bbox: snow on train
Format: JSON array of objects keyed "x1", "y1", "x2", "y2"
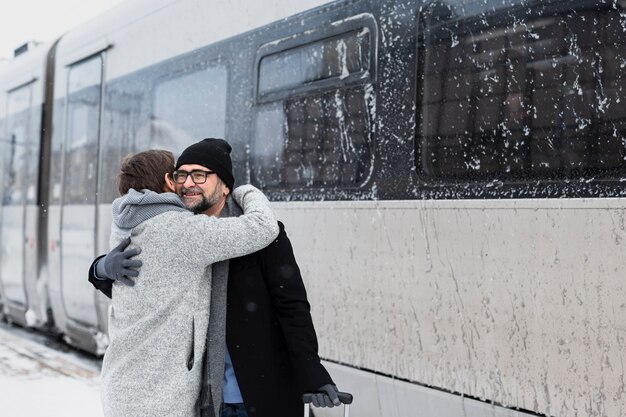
[{"x1": 1, "y1": 0, "x2": 625, "y2": 416}]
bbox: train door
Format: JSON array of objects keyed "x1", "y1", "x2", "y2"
[
  {"x1": 58, "y1": 55, "x2": 103, "y2": 337},
  {"x1": 0, "y1": 82, "x2": 34, "y2": 324}
]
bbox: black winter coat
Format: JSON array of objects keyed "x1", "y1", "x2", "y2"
[
  {"x1": 88, "y1": 222, "x2": 333, "y2": 417},
  {"x1": 226, "y1": 222, "x2": 333, "y2": 417}
]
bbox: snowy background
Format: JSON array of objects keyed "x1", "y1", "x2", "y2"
[{"x1": 0, "y1": 322, "x2": 103, "y2": 417}]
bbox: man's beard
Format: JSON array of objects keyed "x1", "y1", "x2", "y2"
[{"x1": 179, "y1": 186, "x2": 222, "y2": 214}]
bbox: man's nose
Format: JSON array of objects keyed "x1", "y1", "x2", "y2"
[{"x1": 183, "y1": 175, "x2": 196, "y2": 188}]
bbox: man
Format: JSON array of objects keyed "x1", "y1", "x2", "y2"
[
  {"x1": 98, "y1": 149, "x2": 279, "y2": 417},
  {"x1": 89, "y1": 138, "x2": 342, "y2": 417}
]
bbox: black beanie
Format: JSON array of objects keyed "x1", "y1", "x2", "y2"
[{"x1": 175, "y1": 138, "x2": 235, "y2": 191}]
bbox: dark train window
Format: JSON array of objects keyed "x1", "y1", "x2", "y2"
[
  {"x1": 63, "y1": 56, "x2": 102, "y2": 204},
  {"x1": 252, "y1": 16, "x2": 377, "y2": 192},
  {"x1": 417, "y1": 1, "x2": 626, "y2": 184},
  {"x1": 99, "y1": 61, "x2": 229, "y2": 204},
  {"x1": 151, "y1": 65, "x2": 228, "y2": 155}
]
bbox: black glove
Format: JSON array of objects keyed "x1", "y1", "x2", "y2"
[
  {"x1": 311, "y1": 384, "x2": 340, "y2": 408},
  {"x1": 97, "y1": 237, "x2": 142, "y2": 286}
]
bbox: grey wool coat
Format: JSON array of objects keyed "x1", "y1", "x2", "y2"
[{"x1": 100, "y1": 185, "x2": 278, "y2": 417}]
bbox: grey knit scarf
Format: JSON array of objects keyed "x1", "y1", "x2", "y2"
[
  {"x1": 202, "y1": 196, "x2": 242, "y2": 417},
  {"x1": 111, "y1": 189, "x2": 187, "y2": 235}
]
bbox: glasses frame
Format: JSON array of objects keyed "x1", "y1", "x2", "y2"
[{"x1": 172, "y1": 169, "x2": 216, "y2": 184}]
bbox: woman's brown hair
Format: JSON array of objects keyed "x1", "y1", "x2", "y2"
[{"x1": 116, "y1": 149, "x2": 175, "y2": 195}]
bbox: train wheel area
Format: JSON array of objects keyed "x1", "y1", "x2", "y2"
[{"x1": 0, "y1": 321, "x2": 103, "y2": 416}]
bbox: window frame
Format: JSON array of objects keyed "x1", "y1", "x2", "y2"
[
  {"x1": 3, "y1": 82, "x2": 35, "y2": 206},
  {"x1": 250, "y1": 13, "x2": 379, "y2": 197},
  {"x1": 254, "y1": 13, "x2": 378, "y2": 104},
  {"x1": 61, "y1": 53, "x2": 105, "y2": 205}
]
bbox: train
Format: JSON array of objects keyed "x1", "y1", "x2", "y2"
[{"x1": 1, "y1": 0, "x2": 625, "y2": 416}]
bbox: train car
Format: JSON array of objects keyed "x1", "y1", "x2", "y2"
[
  {"x1": 1, "y1": 0, "x2": 625, "y2": 416},
  {"x1": 0, "y1": 41, "x2": 54, "y2": 330}
]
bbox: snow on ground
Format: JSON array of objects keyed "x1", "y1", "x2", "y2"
[{"x1": 0, "y1": 322, "x2": 103, "y2": 417}]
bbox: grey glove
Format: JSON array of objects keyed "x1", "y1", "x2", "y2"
[
  {"x1": 311, "y1": 384, "x2": 340, "y2": 408},
  {"x1": 96, "y1": 237, "x2": 142, "y2": 286}
]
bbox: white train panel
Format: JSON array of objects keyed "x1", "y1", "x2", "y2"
[
  {"x1": 59, "y1": 205, "x2": 99, "y2": 327},
  {"x1": 318, "y1": 361, "x2": 536, "y2": 417},
  {"x1": 274, "y1": 200, "x2": 626, "y2": 417},
  {"x1": 0, "y1": 206, "x2": 26, "y2": 305}
]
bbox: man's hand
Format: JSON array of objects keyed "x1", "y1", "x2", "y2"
[
  {"x1": 101, "y1": 237, "x2": 142, "y2": 286},
  {"x1": 311, "y1": 384, "x2": 341, "y2": 408}
]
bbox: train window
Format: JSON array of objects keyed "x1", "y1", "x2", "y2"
[
  {"x1": 2, "y1": 84, "x2": 32, "y2": 206},
  {"x1": 98, "y1": 60, "x2": 229, "y2": 204},
  {"x1": 63, "y1": 56, "x2": 103, "y2": 204},
  {"x1": 417, "y1": 1, "x2": 626, "y2": 185},
  {"x1": 258, "y1": 30, "x2": 370, "y2": 100},
  {"x1": 252, "y1": 16, "x2": 377, "y2": 193},
  {"x1": 152, "y1": 65, "x2": 228, "y2": 155}
]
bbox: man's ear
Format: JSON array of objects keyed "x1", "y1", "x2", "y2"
[
  {"x1": 164, "y1": 173, "x2": 176, "y2": 192},
  {"x1": 222, "y1": 185, "x2": 231, "y2": 197}
]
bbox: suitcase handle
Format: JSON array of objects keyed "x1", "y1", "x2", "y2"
[{"x1": 302, "y1": 391, "x2": 353, "y2": 405}]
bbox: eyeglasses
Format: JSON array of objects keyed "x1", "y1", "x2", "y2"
[{"x1": 172, "y1": 169, "x2": 216, "y2": 184}]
